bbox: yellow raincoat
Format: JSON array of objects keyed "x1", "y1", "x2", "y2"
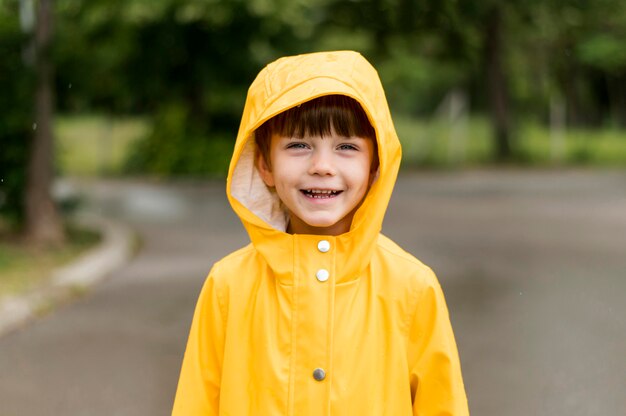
[{"x1": 173, "y1": 51, "x2": 468, "y2": 415}]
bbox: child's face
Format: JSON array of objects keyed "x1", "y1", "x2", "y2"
[{"x1": 257, "y1": 131, "x2": 377, "y2": 236}]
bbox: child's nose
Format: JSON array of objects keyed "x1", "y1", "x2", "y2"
[{"x1": 308, "y1": 150, "x2": 336, "y2": 176}]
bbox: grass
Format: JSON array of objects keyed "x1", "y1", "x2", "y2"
[
  {"x1": 0, "y1": 226, "x2": 101, "y2": 300},
  {"x1": 516, "y1": 123, "x2": 626, "y2": 166},
  {"x1": 395, "y1": 116, "x2": 493, "y2": 167},
  {"x1": 394, "y1": 115, "x2": 626, "y2": 168},
  {"x1": 55, "y1": 114, "x2": 149, "y2": 176}
]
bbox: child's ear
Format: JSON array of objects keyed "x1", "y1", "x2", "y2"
[
  {"x1": 256, "y1": 151, "x2": 275, "y2": 187},
  {"x1": 369, "y1": 166, "x2": 379, "y2": 187}
]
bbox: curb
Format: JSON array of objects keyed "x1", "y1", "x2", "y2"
[{"x1": 0, "y1": 213, "x2": 136, "y2": 338}]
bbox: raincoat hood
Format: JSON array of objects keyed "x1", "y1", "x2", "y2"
[{"x1": 228, "y1": 51, "x2": 401, "y2": 281}]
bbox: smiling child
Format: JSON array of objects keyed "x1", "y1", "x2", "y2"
[{"x1": 172, "y1": 51, "x2": 468, "y2": 415}]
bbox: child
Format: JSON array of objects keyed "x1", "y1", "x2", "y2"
[{"x1": 172, "y1": 51, "x2": 468, "y2": 415}]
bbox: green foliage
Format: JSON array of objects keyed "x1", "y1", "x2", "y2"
[
  {"x1": 378, "y1": 39, "x2": 469, "y2": 116},
  {"x1": 0, "y1": 1, "x2": 34, "y2": 228},
  {"x1": 52, "y1": 0, "x2": 319, "y2": 176},
  {"x1": 53, "y1": 0, "x2": 626, "y2": 172},
  {"x1": 4, "y1": 0, "x2": 626, "y2": 195},
  {"x1": 577, "y1": 34, "x2": 626, "y2": 74},
  {"x1": 123, "y1": 103, "x2": 233, "y2": 176}
]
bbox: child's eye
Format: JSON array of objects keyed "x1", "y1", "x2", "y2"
[
  {"x1": 286, "y1": 142, "x2": 308, "y2": 150},
  {"x1": 337, "y1": 143, "x2": 358, "y2": 151}
]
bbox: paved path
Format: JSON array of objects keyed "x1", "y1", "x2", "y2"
[{"x1": 0, "y1": 170, "x2": 624, "y2": 415}]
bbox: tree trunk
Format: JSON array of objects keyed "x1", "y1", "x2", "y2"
[
  {"x1": 371, "y1": 0, "x2": 389, "y2": 57},
  {"x1": 606, "y1": 73, "x2": 626, "y2": 127},
  {"x1": 25, "y1": 0, "x2": 65, "y2": 246},
  {"x1": 484, "y1": 5, "x2": 512, "y2": 160}
]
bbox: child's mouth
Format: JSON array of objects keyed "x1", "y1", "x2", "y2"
[{"x1": 301, "y1": 189, "x2": 342, "y2": 199}]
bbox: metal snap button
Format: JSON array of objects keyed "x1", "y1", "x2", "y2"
[
  {"x1": 317, "y1": 240, "x2": 330, "y2": 253},
  {"x1": 316, "y1": 269, "x2": 329, "y2": 282},
  {"x1": 313, "y1": 368, "x2": 326, "y2": 381}
]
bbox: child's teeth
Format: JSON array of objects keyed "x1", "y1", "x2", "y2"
[{"x1": 305, "y1": 189, "x2": 338, "y2": 198}]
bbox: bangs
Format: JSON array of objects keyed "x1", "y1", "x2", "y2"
[{"x1": 265, "y1": 95, "x2": 376, "y2": 139}]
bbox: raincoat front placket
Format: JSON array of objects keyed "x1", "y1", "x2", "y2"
[{"x1": 289, "y1": 235, "x2": 337, "y2": 415}]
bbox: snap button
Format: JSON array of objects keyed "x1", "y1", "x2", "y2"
[
  {"x1": 317, "y1": 240, "x2": 330, "y2": 253},
  {"x1": 313, "y1": 368, "x2": 326, "y2": 381},
  {"x1": 316, "y1": 269, "x2": 329, "y2": 282}
]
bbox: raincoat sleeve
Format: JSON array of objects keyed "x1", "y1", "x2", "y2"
[
  {"x1": 409, "y1": 269, "x2": 469, "y2": 415},
  {"x1": 172, "y1": 270, "x2": 225, "y2": 415}
]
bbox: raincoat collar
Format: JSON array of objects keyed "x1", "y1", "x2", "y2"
[{"x1": 227, "y1": 51, "x2": 401, "y2": 283}]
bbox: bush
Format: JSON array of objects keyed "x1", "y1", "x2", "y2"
[{"x1": 123, "y1": 102, "x2": 234, "y2": 177}]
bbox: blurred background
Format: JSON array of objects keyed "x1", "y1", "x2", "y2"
[
  {"x1": 2, "y1": 0, "x2": 626, "y2": 237},
  {"x1": 1, "y1": 0, "x2": 625, "y2": 415}
]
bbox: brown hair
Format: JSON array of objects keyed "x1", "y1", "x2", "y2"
[{"x1": 255, "y1": 95, "x2": 377, "y2": 167}]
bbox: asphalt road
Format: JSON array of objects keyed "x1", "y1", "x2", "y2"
[{"x1": 0, "y1": 169, "x2": 624, "y2": 415}]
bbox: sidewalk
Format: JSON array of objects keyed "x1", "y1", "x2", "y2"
[{"x1": 0, "y1": 212, "x2": 135, "y2": 337}]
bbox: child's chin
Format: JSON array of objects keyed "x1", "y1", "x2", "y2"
[{"x1": 304, "y1": 218, "x2": 340, "y2": 229}]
